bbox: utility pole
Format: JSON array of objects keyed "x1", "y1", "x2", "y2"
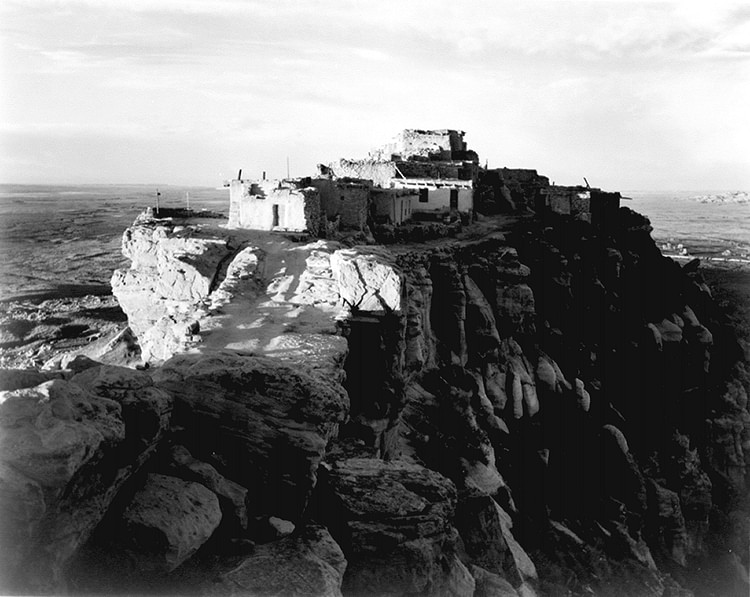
[
  {"x1": 286, "y1": 156, "x2": 290, "y2": 179},
  {"x1": 156, "y1": 188, "x2": 160, "y2": 215},
  {"x1": 186, "y1": 191, "x2": 190, "y2": 211}
]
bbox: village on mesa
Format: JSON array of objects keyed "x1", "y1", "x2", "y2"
[{"x1": 226, "y1": 129, "x2": 622, "y2": 236}]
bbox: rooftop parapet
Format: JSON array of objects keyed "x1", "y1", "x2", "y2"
[{"x1": 370, "y1": 129, "x2": 469, "y2": 161}]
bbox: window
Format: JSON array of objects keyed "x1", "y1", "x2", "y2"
[{"x1": 419, "y1": 188, "x2": 429, "y2": 203}]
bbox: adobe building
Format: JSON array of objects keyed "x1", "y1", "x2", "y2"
[
  {"x1": 371, "y1": 129, "x2": 472, "y2": 162},
  {"x1": 477, "y1": 168, "x2": 550, "y2": 212},
  {"x1": 540, "y1": 185, "x2": 621, "y2": 227},
  {"x1": 228, "y1": 178, "x2": 321, "y2": 234},
  {"x1": 372, "y1": 188, "x2": 416, "y2": 226},
  {"x1": 309, "y1": 177, "x2": 372, "y2": 231},
  {"x1": 328, "y1": 129, "x2": 479, "y2": 219}
]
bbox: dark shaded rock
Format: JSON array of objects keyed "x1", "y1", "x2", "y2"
[
  {"x1": 495, "y1": 283, "x2": 536, "y2": 338},
  {"x1": 433, "y1": 554, "x2": 476, "y2": 597},
  {"x1": 644, "y1": 479, "x2": 688, "y2": 567},
  {"x1": 601, "y1": 425, "x2": 647, "y2": 514},
  {"x1": 464, "y1": 275, "x2": 500, "y2": 363},
  {"x1": 454, "y1": 489, "x2": 536, "y2": 590},
  {"x1": 430, "y1": 257, "x2": 468, "y2": 365},
  {"x1": 65, "y1": 355, "x2": 102, "y2": 374},
  {"x1": 400, "y1": 367, "x2": 508, "y2": 493},
  {"x1": 72, "y1": 364, "x2": 172, "y2": 456},
  {"x1": 215, "y1": 524, "x2": 347, "y2": 597},
  {"x1": 153, "y1": 351, "x2": 348, "y2": 521},
  {"x1": 316, "y1": 457, "x2": 458, "y2": 595},
  {"x1": 117, "y1": 473, "x2": 222, "y2": 572},
  {"x1": 0, "y1": 365, "x2": 170, "y2": 594},
  {"x1": 455, "y1": 489, "x2": 513, "y2": 580},
  {"x1": 162, "y1": 444, "x2": 248, "y2": 532}
]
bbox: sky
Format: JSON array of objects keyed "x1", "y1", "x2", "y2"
[{"x1": 1, "y1": 0, "x2": 748, "y2": 190}]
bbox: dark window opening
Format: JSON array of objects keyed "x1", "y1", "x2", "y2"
[
  {"x1": 450, "y1": 188, "x2": 459, "y2": 209},
  {"x1": 419, "y1": 188, "x2": 429, "y2": 203},
  {"x1": 272, "y1": 204, "x2": 279, "y2": 227}
]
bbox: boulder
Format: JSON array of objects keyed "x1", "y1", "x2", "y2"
[
  {"x1": 0, "y1": 365, "x2": 170, "y2": 593},
  {"x1": 153, "y1": 351, "x2": 348, "y2": 521},
  {"x1": 331, "y1": 246, "x2": 402, "y2": 312},
  {"x1": 268, "y1": 516, "x2": 296, "y2": 538},
  {"x1": 455, "y1": 490, "x2": 514, "y2": 580},
  {"x1": 535, "y1": 355, "x2": 558, "y2": 393},
  {"x1": 118, "y1": 473, "x2": 222, "y2": 572},
  {"x1": 163, "y1": 444, "x2": 248, "y2": 531},
  {"x1": 215, "y1": 524, "x2": 346, "y2": 597},
  {"x1": 111, "y1": 220, "x2": 236, "y2": 363},
  {"x1": 654, "y1": 318, "x2": 683, "y2": 344},
  {"x1": 575, "y1": 378, "x2": 590, "y2": 412},
  {"x1": 71, "y1": 365, "x2": 172, "y2": 456},
  {"x1": 319, "y1": 457, "x2": 458, "y2": 595}
]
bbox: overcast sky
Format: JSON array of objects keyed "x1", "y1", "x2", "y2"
[{"x1": 1, "y1": 0, "x2": 748, "y2": 190}]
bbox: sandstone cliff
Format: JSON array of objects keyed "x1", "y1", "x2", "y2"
[{"x1": 1, "y1": 207, "x2": 748, "y2": 596}]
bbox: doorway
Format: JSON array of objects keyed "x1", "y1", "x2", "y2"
[
  {"x1": 449, "y1": 189, "x2": 458, "y2": 210},
  {"x1": 272, "y1": 204, "x2": 280, "y2": 227}
]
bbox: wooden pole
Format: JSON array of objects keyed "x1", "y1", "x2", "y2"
[{"x1": 156, "y1": 188, "x2": 160, "y2": 214}]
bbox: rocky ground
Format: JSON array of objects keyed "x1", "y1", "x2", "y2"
[
  {"x1": 0, "y1": 292, "x2": 136, "y2": 369},
  {"x1": 1, "y1": 208, "x2": 748, "y2": 597}
]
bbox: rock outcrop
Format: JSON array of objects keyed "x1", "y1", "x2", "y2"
[
  {"x1": 4, "y1": 200, "x2": 749, "y2": 596},
  {"x1": 153, "y1": 351, "x2": 349, "y2": 521},
  {"x1": 0, "y1": 364, "x2": 171, "y2": 593},
  {"x1": 316, "y1": 457, "x2": 460, "y2": 595},
  {"x1": 111, "y1": 214, "x2": 244, "y2": 363},
  {"x1": 214, "y1": 524, "x2": 347, "y2": 597},
  {"x1": 117, "y1": 473, "x2": 222, "y2": 572}
]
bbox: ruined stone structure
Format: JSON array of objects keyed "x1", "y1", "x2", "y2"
[
  {"x1": 541, "y1": 185, "x2": 621, "y2": 227},
  {"x1": 309, "y1": 177, "x2": 372, "y2": 231},
  {"x1": 228, "y1": 178, "x2": 320, "y2": 234},
  {"x1": 371, "y1": 128, "x2": 472, "y2": 161},
  {"x1": 477, "y1": 168, "x2": 550, "y2": 212}
]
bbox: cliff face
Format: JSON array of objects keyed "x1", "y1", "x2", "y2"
[{"x1": 2, "y1": 208, "x2": 748, "y2": 596}]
